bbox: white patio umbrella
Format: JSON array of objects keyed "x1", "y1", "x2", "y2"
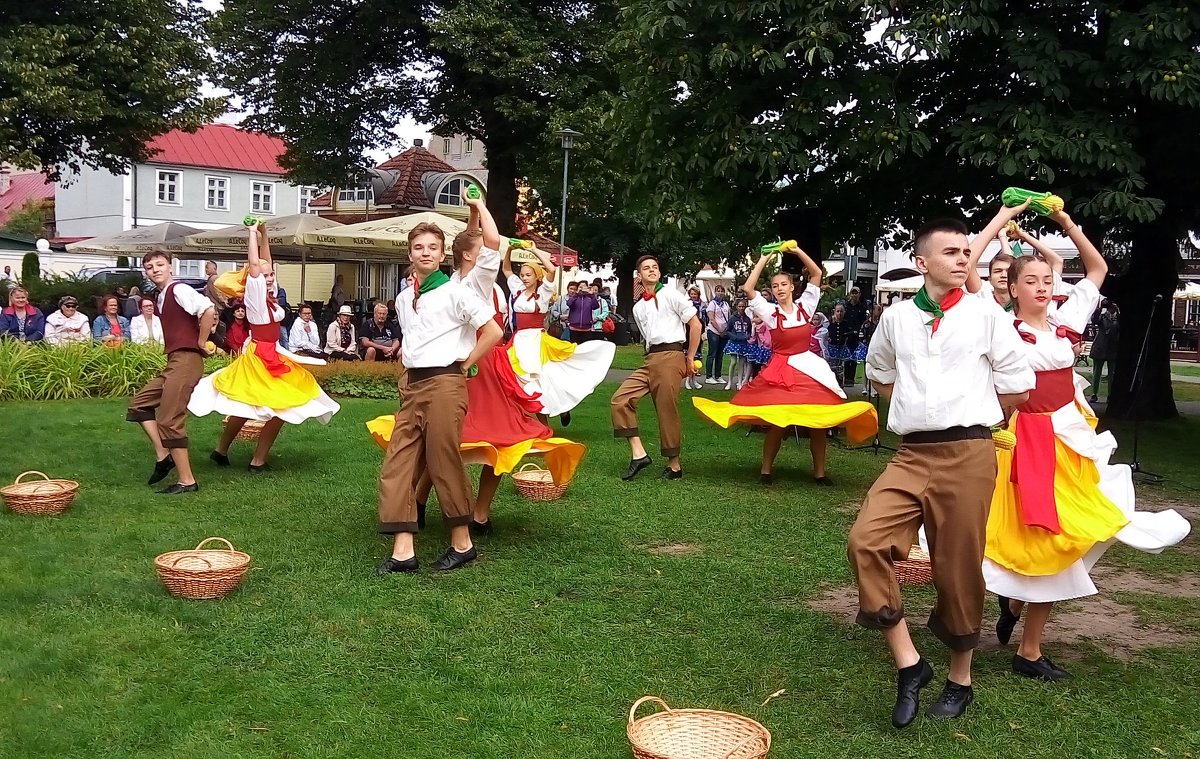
[
  {"x1": 301, "y1": 212, "x2": 467, "y2": 260},
  {"x1": 66, "y1": 222, "x2": 203, "y2": 254},
  {"x1": 1173, "y1": 282, "x2": 1200, "y2": 301}
]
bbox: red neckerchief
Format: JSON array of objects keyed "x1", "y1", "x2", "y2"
[
  {"x1": 772, "y1": 301, "x2": 810, "y2": 329},
  {"x1": 1014, "y1": 320, "x2": 1082, "y2": 346},
  {"x1": 1052, "y1": 294, "x2": 1069, "y2": 305}
]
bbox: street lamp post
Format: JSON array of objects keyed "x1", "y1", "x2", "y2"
[{"x1": 556, "y1": 128, "x2": 582, "y2": 296}]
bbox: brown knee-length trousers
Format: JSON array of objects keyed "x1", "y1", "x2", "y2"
[
  {"x1": 847, "y1": 437, "x2": 998, "y2": 651},
  {"x1": 610, "y1": 347, "x2": 685, "y2": 457},
  {"x1": 126, "y1": 351, "x2": 204, "y2": 448},
  {"x1": 378, "y1": 372, "x2": 474, "y2": 533}
]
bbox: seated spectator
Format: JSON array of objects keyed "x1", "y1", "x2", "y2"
[
  {"x1": 0, "y1": 287, "x2": 45, "y2": 342},
  {"x1": 123, "y1": 286, "x2": 143, "y2": 319},
  {"x1": 288, "y1": 304, "x2": 325, "y2": 359},
  {"x1": 359, "y1": 302, "x2": 400, "y2": 361},
  {"x1": 325, "y1": 305, "x2": 359, "y2": 361},
  {"x1": 225, "y1": 299, "x2": 250, "y2": 356},
  {"x1": 92, "y1": 295, "x2": 131, "y2": 345},
  {"x1": 209, "y1": 320, "x2": 229, "y2": 356},
  {"x1": 45, "y1": 296, "x2": 91, "y2": 345},
  {"x1": 130, "y1": 297, "x2": 164, "y2": 345}
]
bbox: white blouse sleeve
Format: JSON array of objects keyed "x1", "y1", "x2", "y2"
[
  {"x1": 1053, "y1": 278, "x2": 1101, "y2": 335},
  {"x1": 746, "y1": 293, "x2": 777, "y2": 323},
  {"x1": 798, "y1": 285, "x2": 821, "y2": 319}
]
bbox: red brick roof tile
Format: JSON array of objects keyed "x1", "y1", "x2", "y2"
[
  {"x1": 144, "y1": 124, "x2": 287, "y2": 175},
  {"x1": 0, "y1": 172, "x2": 54, "y2": 226}
]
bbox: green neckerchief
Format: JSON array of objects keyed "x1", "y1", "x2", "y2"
[
  {"x1": 417, "y1": 270, "x2": 450, "y2": 295},
  {"x1": 654, "y1": 282, "x2": 664, "y2": 293},
  {"x1": 913, "y1": 286, "x2": 963, "y2": 334}
]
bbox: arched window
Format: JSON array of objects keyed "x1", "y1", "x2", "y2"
[{"x1": 436, "y1": 177, "x2": 468, "y2": 206}]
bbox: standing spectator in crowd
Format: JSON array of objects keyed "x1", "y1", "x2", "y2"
[
  {"x1": 124, "y1": 286, "x2": 143, "y2": 319},
  {"x1": 224, "y1": 299, "x2": 251, "y2": 356},
  {"x1": 325, "y1": 304, "x2": 360, "y2": 361},
  {"x1": 723, "y1": 296, "x2": 754, "y2": 390},
  {"x1": 825, "y1": 303, "x2": 854, "y2": 383},
  {"x1": 705, "y1": 285, "x2": 732, "y2": 384},
  {"x1": 601, "y1": 285, "x2": 615, "y2": 308},
  {"x1": 568, "y1": 279, "x2": 600, "y2": 342},
  {"x1": 203, "y1": 260, "x2": 229, "y2": 311},
  {"x1": 842, "y1": 287, "x2": 869, "y2": 386},
  {"x1": 549, "y1": 286, "x2": 572, "y2": 340},
  {"x1": 45, "y1": 296, "x2": 91, "y2": 345},
  {"x1": 1, "y1": 265, "x2": 14, "y2": 287},
  {"x1": 92, "y1": 295, "x2": 130, "y2": 345},
  {"x1": 856, "y1": 304, "x2": 883, "y2": 396},
  {"x1": 130, "y1": 297, "x2": 164, "y2": 345},
  {"x1": 1090, "y1": 301, "x2": 1119, "y2": 403},
  {"x1": 591, "y1": 283, "x2": 611, "y2": 338},
  {"x1": 330, "y1": 274, "x2": 348, "y2": 310},
  {"x1": 810, "y1": 311, "x2": 828, "y2": 357},
  {"x1": 360, "y1": 302, "x2": 401, "y2": 361},
  {"x1": 759, "y1": 286, "x2": 774, "y2": 304},
  {"x1": 1, "y1": 287, "x2": 44, "y2": 342},
  {"x1": 288, "y1": 303, "x2": 325, "y2": 359}
]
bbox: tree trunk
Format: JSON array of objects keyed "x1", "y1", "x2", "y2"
[
  {"x1": 484, "y1": 147, "x2": 518, "y2": 238},
  {"x1": 613, "y1": 249, "x2": 640, "y2": 318},
  {"x1": 1103, "y1": 221, "x2": 1180, "y2": 420}
]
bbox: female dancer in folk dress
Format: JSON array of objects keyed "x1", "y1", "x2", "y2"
[
  {"x1": 504, "y1": 245, "x2": 615, "y2": 419},
  {"x1": 189, "y1": 223, "x2": 340, "y2": 471},
  {"x1": 973, "y1": 209, "x2": 1190, "y2": 681},
  {"x1": 693, "y1": 246, "x2": 878, "y2": 485}
]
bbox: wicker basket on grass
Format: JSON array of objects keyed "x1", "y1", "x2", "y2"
[
  {"x1": 511, "y1": 462, "x2": 569, "y2": 501},
  {"x1": 154, "y1": 537, "x2": 251, "y2": 600},
  {"x1": 1, "y1": 471, "x2": 79, "y2": 516},
  {"x1": 226, "y1": 417, "x2": 265, "y2": 442},
  {"x1": 895, "y1": 545, "x2": 933, "y2": 585},
  {"x1": 627, "y1": 696, "x2": 771, "y2": 759}
]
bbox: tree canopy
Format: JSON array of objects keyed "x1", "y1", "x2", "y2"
[
  {"x1": 611, "y1": 0, "x2": 1200, "y2": 417},
  {"x1": 0, "y1": 2, "x2": 222, "y2": 180}
]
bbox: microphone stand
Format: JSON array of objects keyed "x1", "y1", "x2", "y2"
[
  {"x1": 1124, "y1": 293, "x2": 1164, "y2": 484},
  {"x1": 864, "y1": 383, "x2": 897, "y2": 455}
]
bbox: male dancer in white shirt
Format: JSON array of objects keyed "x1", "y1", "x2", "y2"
[
  {"x1": 849, "y1": 206, "x2": 1034, "y2": 727},
  {"x1": 611, "y1": 255, "x2": 702, "y2": 480}
]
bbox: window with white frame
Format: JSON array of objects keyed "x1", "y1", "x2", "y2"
[
  {"x1": 205, "y1": 176, "x2": 229, "y2": 210},
  {"x1": 443, "y1": 137, "x2": 451, "y2": 155},
  {"x1": 337, "y1": 186, "x2": 372, "y2": 203},
  {"x1": 299, "y1": 186, "x2": 320, "y2": 214},
  {"x1": 177, "y1": 260, "x2": 205, "y2": 277},
  {"x1": 156, "y1": 170, "x2": 180, "y2": 205},
  {"x1": 251, "y1": 181, "x2": 275, "y2": 214},
  {"x1": 1188, "y1": 300, "x2": 1200, "y2": 325},
  {"x1": 436, "y1": 177, "x2": 468, "y2": 207},
  {"x1": 465, "y1": 137, "x2": 474, "y2": 154}
]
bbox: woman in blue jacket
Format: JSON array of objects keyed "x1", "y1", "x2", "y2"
[{"x1": 0, "y1": 287, "x2": 45, "y2": 342}]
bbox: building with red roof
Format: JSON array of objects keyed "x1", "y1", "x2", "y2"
[
  {"x1": 0, "y1": 166, "x2": 54, "y2": 231},
  {"x1": 55, "y1": 124, "x2": 319, "y2": 276}
]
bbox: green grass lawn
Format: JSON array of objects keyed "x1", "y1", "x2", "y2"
[
  {"x1": 1171, "y1": 362, "x2": 1200, "y2": 378},
  {"x1": 2, "y1": 390, "x2": 1198, "y2": 757}
]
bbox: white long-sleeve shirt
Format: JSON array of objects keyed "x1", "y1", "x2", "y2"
[
  {"x1": 289, "y1": 317, "x2": 323, "y2": 352},
  {"x1": 866, "y1": 291, "x2": 1034, "y2": 435},
  {"x1": 130, "y1": 314, "x2": 163, "y2": 345}
]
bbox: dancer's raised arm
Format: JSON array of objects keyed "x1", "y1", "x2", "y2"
[
  {"x1": 967, "y1": 200, "x2": 1031, "y2": 293},
  {"x1": 531, "y1": 247, "x2": 557, "y2": 284},
  {"x1": 789, "y1": 245, "x2": 822, "y2": 288},
  {"x1": 463, "y1": 185, "x2": 500, "y2": 251},
  {"x1": 247, "y1": 221, "x2": 267, "y2": 278},
  {"x1": 1049, "y1": 208, "x2": 1106, "y2": 288},
  {"x1": 742, "y1": 251, "x2": 774, "y2": 299}
]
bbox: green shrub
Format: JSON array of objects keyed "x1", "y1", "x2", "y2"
[
  {"x1": 23, "y1": 272, "x2": 139, "y2": 318},
  {"x1": 0, "y1": 343, "x2": 399, "y2": 401},
  {"x1": 116, "y1": 256, "x2": 130, "y2": 268},
  {"x1": 21, "y1": 251, "x2": 40, "y2": 283}
]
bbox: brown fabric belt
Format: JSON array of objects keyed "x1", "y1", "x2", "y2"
[
  {"x1": 901, "y1": 425, "x2": 991, "y2": 445},
  {"x1": 407, "y1": 362, "x2": 463, "y2": 383},
  {"x1": 647, "y1": 341, "x2": 685, "y2": 354}
]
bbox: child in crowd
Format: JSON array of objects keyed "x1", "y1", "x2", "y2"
[{"x1": 723, "y1": 297, "x2": 753, "y2": 390}]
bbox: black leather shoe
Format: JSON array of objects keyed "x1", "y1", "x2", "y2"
[
  {"x1": 760, "y1": 473, "x2": 773, "y2": 485},
  {"x1": 926, "y1": 680, "x2": 974, "y2": 719},
  {"x1": 662, "y1": 467, "x2": 683, "y2": 480},
  {"x1": 996, "y1": 595, "x2": 1021, "y2": 645},
  {"x1": 416, "y1": 502, "x2": 427, "y2": 530},
  {"x1": 248, "y1": 462, "x2": 268, "y2": 474},
  {"x1": 375, "y1": 556, "x2": 419, "y2": 575},
  {"x1": 621, "y1": 456, "x2": 652, "y2": 481},
  {"x1": 1012, "y1": 654, "x2": 1072, "y2": 682},
  {"x1": 469, "y1": 519, "x2": 493, "y2": 537},
  {"x1": 209, "y1": 451, "x2": 230, "y2": 467},
  {"x1": 432, "y1": 546, "x2": 478, "y2": 571},
  {"x1": 891, "y1": 658, "x2": 934, "y2": 728},
  {"x1": 814, "y1": 475, "x2": 834, "y2": 487},
  {"x1": 159, "y1": 482, "x2": 199, "y2": 495},
  {"x1": 148, "y1": 455, "x2": 175, "y2": 485},
  {"x1": 559, "y1": 411, "x2": 572, "y2": 427}
]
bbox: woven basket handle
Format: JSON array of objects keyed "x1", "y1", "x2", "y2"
[
  {"x1": 721, "y1": 733, "x2": 762, "y2": 759},
  {"x1": 517, "y1": 463, "x2": 545, "y2": 473},
  {"x1": 628, "y1": 696, "x2": 672, "y2": 726},
  {"x1": 194, "y1": 537, "x2": 236, "y2": 552},
  {"x1": 171, "y1": 555, "x2": 212, "y2": 568},
  {"x1": 14, "y1": 471, "x2": 49, "y2": 484}
]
